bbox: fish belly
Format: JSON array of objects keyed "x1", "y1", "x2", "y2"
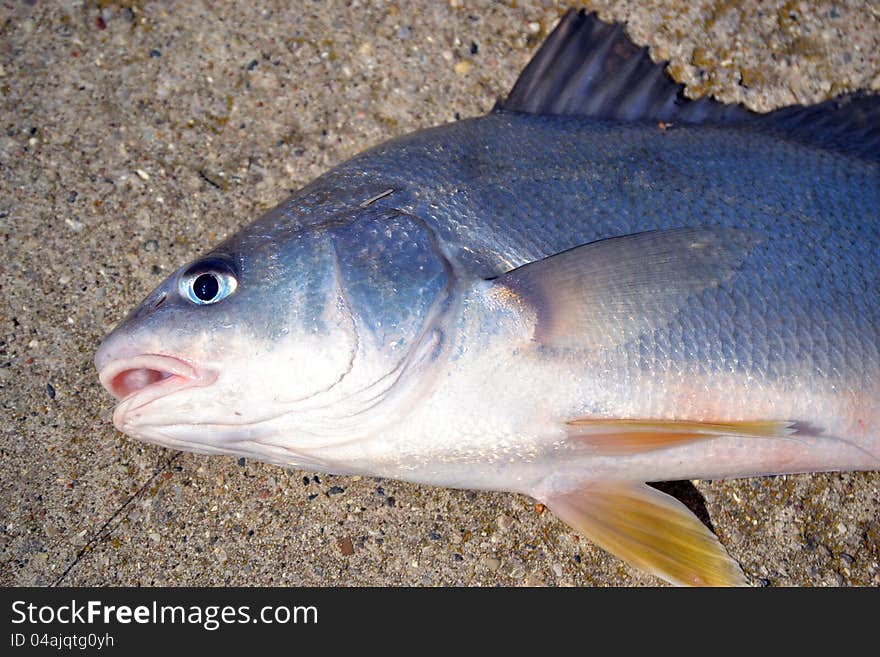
[{"x1": 353, "y1": 338, "x2": 879, "y2": 493}]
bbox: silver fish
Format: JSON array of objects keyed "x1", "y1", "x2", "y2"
[{"x1": 95, "y1": 10, "x2": 879, "y2": 586}]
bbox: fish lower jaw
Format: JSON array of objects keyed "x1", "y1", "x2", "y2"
[{"x1": 113, "y1": 419, "x2": 368, "y2": 475}]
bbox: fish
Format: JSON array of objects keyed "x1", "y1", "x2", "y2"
[{"x1": 94, "y1": 9, "x2": 880, "y2": 586}]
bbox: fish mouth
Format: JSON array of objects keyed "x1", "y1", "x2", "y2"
[{"x1": 97, "y1": 354, "x2": 218, "y2": 429}]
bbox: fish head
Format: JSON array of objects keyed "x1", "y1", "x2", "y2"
[
  {"x1": 95, "y1": 204, "x2": 454, "y2": 468},
  {"x1": 95, "y1": 220, "x2": 362, "y2": 460}
]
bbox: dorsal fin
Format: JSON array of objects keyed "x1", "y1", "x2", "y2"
[
  {"x1": 760, "y1": 92, "x2": 880, "y2": 162},
  {"x1": 499, "y1": 9, "x2": 880, "y2": 162},
  {"x1": 499, "y1": 9, "x2": 752, "y2": 124}
]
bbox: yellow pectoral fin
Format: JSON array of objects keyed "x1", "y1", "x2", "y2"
[
  {"x1": 566, "y1": 418, "x2": 797, "y2": 456},
  {"x1": 543, "y1": 482, "x2": 746, "y2": 587}
]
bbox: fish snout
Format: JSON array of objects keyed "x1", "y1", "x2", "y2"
[{"x1": 96, "y1": 351, "x2": 220, "y2": 436}]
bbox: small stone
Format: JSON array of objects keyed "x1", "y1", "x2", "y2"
[
  {"x1": 135, "y1": 169, "x2": 150, "y2": 181},
  {"x1": 505, "y1": 560, "x2": 526, "y2": 579},
  {"x1": 338, "y1": 536, "x2": 355, "y2": 556},
  {"x1": 454, "y1": 60, "x2": 472, "y2": 75},
  {"x1": 523, "y1": 573, "x2": 545, "y2": 587},
  {"x1": 149, "y1": 49, "x2": 162, "y2": 58},
  {"x1": 46, "y1": 383, "x2": 55, "y2": 399},
  {"x1": 327, "y1": 486, "x2": 345, "y2": 495},
  {"x1": 551, "y1": 563, "x2": 564, "y2": 577},
  {"x1": 215, "y1": 548, "x2": 227, "y2": 563},
  {"x1": 481, "y1": 556, "x2": 501, "y2": 572},
  {"x1": 496, "y1": 514, "x2": 513, "y2": 531}
]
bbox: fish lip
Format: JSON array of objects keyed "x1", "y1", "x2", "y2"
[
  {"x1": 98, "y1": 353, "x2": 197, "y2": 399},
  {"x1": 97, "y1": 354, "x2": 218, "y2": 430}
]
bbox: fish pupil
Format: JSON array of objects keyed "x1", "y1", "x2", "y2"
[{"x1": 193, "y1": 273, "x2": 219, "y2": 301}]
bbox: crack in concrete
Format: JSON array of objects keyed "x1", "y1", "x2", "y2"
[{"x1": 52, "y1": 451, "x2": 182, "y2": 587}]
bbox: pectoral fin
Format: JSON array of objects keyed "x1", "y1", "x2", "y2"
[
  {"x1": 542, "y1": 481, "x2": 746, "y2": 586},
  {"x1": 494, "y1": 227, "x2": 759, "y2": 351},
  {"x1": 566, "y1": 418, "x2": 797, "y2": 455}
]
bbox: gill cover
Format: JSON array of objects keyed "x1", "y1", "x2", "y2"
[{"x1": 330, "y1": 207, "x2": 454, "y2": 383}]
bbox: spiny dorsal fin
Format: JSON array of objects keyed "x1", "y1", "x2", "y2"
[
  {"x1": 500, "y1": 9, "x2": 880, "y2": 162},
  {"x1": 499, "y1": 9, "x2": 752, "y2": 124}
]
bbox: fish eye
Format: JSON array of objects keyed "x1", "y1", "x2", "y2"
[{"x1": 178, "y1": 258, "x2": 238, "y2": 306}]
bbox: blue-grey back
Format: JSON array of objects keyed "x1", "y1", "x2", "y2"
[{"x1": 281, "y1": 110, "x2": 879, "y2": 386}]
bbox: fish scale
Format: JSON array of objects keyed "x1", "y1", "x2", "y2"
[{"x1": 300, "y1": 113, "x2": 879, "y2": 389}]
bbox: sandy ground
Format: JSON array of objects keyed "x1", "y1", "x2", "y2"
[{"x1": 1, "y1": 0, "x2": 878, "y2": 587}]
